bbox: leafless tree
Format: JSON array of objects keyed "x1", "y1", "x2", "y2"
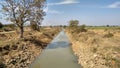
[{"x1": 1, "y1": 0, "x2": 46, "y2": 38}]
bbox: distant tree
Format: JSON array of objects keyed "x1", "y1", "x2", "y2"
[
  {"x1": 59, "y1": 25, "x2": 63, "y2": 27},
  {"x1": 68, "y1": 20, "x2": 79, "y2": 32},
  {"x1": 68, "y1": 20, "x2": 87, "y2": 33},
  {"x1": 69, "y1": 20, "x2": 79, "y2": 27},
  {"x1": 79, "y1": 24, "x2": 87, "y2": 32},
  {"x1": 0, "y1": 22, "x2": 3, "y2": 29},
  {"x1": 4, "y1": 24, "x2": 16, "y2": 29},
  {"x1": 80, "y1": 24, "x2": 86, "y2": 29},
  {"x1": 106, "y1": 25, "x2": 110, "y2": 27},
  {"x1": 63, "y1": 25, "x2": 67, "y2": 28},
  {"x1": 1, "y1": 0, "x2": 46, "y2": 38}
]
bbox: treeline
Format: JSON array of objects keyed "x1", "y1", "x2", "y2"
[
  {"x1": 0, "y1": 22, "x2": 16, "y2": 32},
  {"x1": 0, "y1": 22, "x2": 41, "y2": 32}
]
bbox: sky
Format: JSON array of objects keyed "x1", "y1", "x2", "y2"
[
  {"x1": 42, "y1": 0, "x2": 120, "y2": 26},
  {"x1": 0, "y1": 0, "x2": 120, "y2": 26}
]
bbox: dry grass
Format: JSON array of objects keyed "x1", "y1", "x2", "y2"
[
  {"x1": 0, "y1": 27, "x2": 60, "y2": 68},
  {"x1": 66, "y1": 27, "x2": 120, "y2": 68}
]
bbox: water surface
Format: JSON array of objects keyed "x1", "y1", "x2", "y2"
[{"x1": 30, "y1": 30, "x2": 82, "y2": 68}]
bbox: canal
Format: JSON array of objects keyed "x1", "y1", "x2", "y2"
[{"x1": 29, "y1": 30, "x2": 82, "y2": 68}]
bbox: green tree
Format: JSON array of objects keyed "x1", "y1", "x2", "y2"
[
  {"x1": 68, "y1": 20, "x2": 79, "y2": 33},
  {"x1": 69, "y1": 20, "x2": 79, "y2": 27},
  {"x1": 106, "y1": 25, "x2": 110, "y2": 27},
  {"x1": 0, "y1": 22, "x2": 3, "y2": 29},
  {"x1": 1, "y1": 0, "x2": 46, "y2": 38},
  {"x1": 68, "y1": 20, "x2": 87, "y2": 33},
  {"x1": 79, "y1": 24, "x2": 87, "y2": 32}
]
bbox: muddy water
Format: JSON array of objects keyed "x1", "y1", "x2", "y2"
[{"x1": 29, "y1": 30, "x2": 82, "y2": 68}]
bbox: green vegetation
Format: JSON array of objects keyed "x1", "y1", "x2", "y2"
[
  {"x1": 69, "y1": 20, "x2": 79, "y2": 27},
  {"x1": 0, "y1": 22, "x2": 3, "y2": 29},
  {"x1": 79, "y1": 24, "x2": 87, "y2": 32},
  {"x1": 68, "y1": 20, "x2": 87, "y2": 33},
  {"x1": 0, "y1": 24, "x2": 16, "y2": 32},
  {"x1": 86, "y1": 26, "x2": 120, "y2": 30}
]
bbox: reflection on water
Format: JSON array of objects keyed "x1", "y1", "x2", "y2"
[
  {"x1": 29, "y1": 30, "x2": 82, "y2": 68},
  {"x1": 46, "y1": 41, "x2": 70, "y2": 49}
]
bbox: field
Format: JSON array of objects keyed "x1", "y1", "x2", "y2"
[
  {"x1": 0, "y1": 26, "x2": 120, "y2": 68},
  {"x1": 66, "y1": 26, "x2": 120, "y2": 68}
]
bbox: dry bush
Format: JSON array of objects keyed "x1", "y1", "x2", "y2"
[
  {"x1": 30, "y1": 22, "x2": 40, "y2": 31},
  {"x1": 79, "y1": 25, "x2": 87, "y2": 32},
  {"x1": 2, "y1": 27, "x2": 13, "y2": 31},
  {"x1": 103, "y1": 32, "x2": 114, "y2": 38}
]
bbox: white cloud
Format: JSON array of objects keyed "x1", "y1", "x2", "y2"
[
  {"x1": 48, "y1": 0, "x2": 79, "y2": 6},
  {"x1": 107, "y1": 2, "x2": 120, "y2": 8},
  {"x1": 43, "y1": 7, "x2": 49, "y2": 13},
  {"x1": 43, "y1": 7, "x2": 62, "y2": 14}
]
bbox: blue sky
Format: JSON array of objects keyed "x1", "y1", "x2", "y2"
[
  {"x1": 0, "y1": 0, "x2": 120, "y2": 26},
  {"x1": 42, "y1": 0, "x2": 120, "y2": 26}
]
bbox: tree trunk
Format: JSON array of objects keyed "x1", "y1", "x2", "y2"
[{"x1": 19, "y1": 26, "x2": 24, "y2": 38}]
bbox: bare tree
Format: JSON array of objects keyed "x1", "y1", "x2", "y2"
[{"x1": 1, "y1": 0, "x2": 46, "y2": 38}]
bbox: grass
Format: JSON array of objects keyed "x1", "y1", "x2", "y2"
[{"x1": 86, "y1": 26, "x2": 120, "y2": 30}]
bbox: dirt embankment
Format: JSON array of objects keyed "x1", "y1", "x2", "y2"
[
  {"x1": 66, "y1": 28, "x2": 120, "y2": 68},
  {"x1": 0, "y1": 27, "x2": 60, "y2": 68}
]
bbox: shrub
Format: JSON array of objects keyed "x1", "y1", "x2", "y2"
[
  {"x1": 79, "y1": 24, "x2": 87, "y2": 32},
  {"x1": 30, "y1": 21, "x2": 40, "y2": 31},
  {"x1": 0, "y1": 22, "x2": 3, "y2": 29},
  {"x1": 2, "y1": 27, "x2": 13, "y2": 31},
  {"x1": 91, "y1": 47, "x2": 97, "y2": 53},
  {"x1": 106, "y1": 25, "x2": 110, "y2": 27},
  {"x1": 0, "y1": 62, "x2": 6, "y2": 68},
  {"x1": 4, "y1": 24, "x2": 16, "y2": 30},
  {"x1": 103, "y1": 32, "x2": 114, "y2": 38},
  {"x1": 4, "y1": 24, "x2": 15, "y2": 27},
  {"x1": 68, "y1": 20, "x2": 87, "y2": 33}
]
